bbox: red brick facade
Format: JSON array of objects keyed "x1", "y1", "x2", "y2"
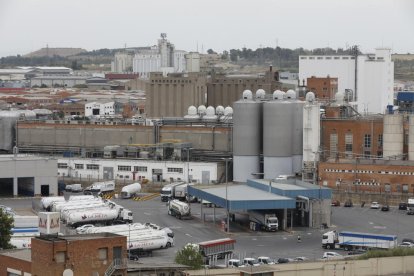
[{"x1": 307, "y1": 76, "x2": 338, "y2": 100}]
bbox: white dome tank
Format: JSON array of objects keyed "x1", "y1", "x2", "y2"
[
  {"x1": 197, "y1": 105, "x2": 207, "y2": 115},
  {"x1": 273, "y1": 90, "x2": 285, "y2": 100},
  {"x1": 204, "y1": 106, "x2": 218, "y2": 121},
  {"x1": 305, "y1": 92, "x2": 316, "y2": 102},
  {"x1": 335, "y1": 91, "x2": 345, "y2": 105},
  {"x1": 184, "y1": 105, "x2": 200, "y2": 119},
  {"x1": 224, "y1": 106, "x2": 233, "y2": 116},
  {"x1": 256, "y1": 89, "x2": 266, "y2": 100},
  {"x1": 242, "y1": 90, "x2": 253, "y2": 100},
  {"x1": 286, "y1": 90, "x2": 296, "y2": 99},
  {"x1": 216, "y1": 105, "x2": 225, "y2": 115}
]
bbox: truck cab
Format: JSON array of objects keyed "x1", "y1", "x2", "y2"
[
  {"x1": 322, "y1": 231, "x2": 338, "y2": 249},
  {"x1": 407, "y1": 198, "x2": 414, "y2": 215}
]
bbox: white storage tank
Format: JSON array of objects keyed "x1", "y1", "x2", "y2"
[
  {"x1": 263, "y1": 91, "x2": 293, "y2": 179},
  {"x1": 303, "y1": 92, "x2": 320, "y2": 163},
  {"x1": 203, "y1": 106, "x2": 218, "y2": 121},
  {"x1": 233, "y1": 90, "x2": 263, "y2": 182},
  {"x1": 184, "y1": 106, "x2": 200, "y2": 119},
  {"x1": 408, "y1": 115, "x2": 414, "y2": 161},
  {"x1": 383, "y1": 114, "x2": 403, "y2": 159},
  {"x1": 216, "y1": 106, "x2": 225, "y2": 116},
  {"x1": 197, "y1": 105, "x2": 207, "y2": 116}
]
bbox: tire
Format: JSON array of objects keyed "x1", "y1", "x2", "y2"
[{"x1": 166, "y1": 242, "x2": 171, "y2": 248}]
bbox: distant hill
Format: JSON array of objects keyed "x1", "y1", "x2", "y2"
[{"x1": 24, "y1": 47, "x2": 87, "y2": 58}]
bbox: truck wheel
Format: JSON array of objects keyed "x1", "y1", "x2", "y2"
[
  {"x1": 166, "y1": 242, "x2": 171, "y2": 248},
  {"x1": 178, "y1": 214, "x2": 182, "y2": 220}
]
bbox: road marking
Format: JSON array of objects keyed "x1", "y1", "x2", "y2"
[
  {"x1": 373, "y1": 226, "x2": 386, "y2": 229},
  {"x1": 257, "y1": 245, "x2": 265, "y2": 247},
  {"x1": 144, "y1": 212, "x2": 151, "y2": 216},
  {"x1": 307, "y1": 232, "x2": 312, "y2": 235},
  {"x1": 185, "y1": 233, "x2": 193, "y2": 237},
  {"x1": 368, "y1": 222, "x2": 374, "y2": 225},
  {"x1": 252, "y1": 238, "x2": 257, "y2": 241},
  {"x1": 167, "y1": 226, "x2": 182, "y2": 229}
]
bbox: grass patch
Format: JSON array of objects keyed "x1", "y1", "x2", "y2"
[{"x1": 357, "y1": 248, "x2": 414, "y2": 260}]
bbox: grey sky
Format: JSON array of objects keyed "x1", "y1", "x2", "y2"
[{"x1": 0, "y1": 0, "x2": 413, "y2": 58}]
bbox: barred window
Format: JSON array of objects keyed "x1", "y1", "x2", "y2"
[
  {"x1": 168, "y1": 168, "x2": 183, "y2": 174},
  {"x1": 345, "y1": 133, "x2": 353, "y2": 158},
  {"x1": 118, "y1": 166, "x2": 131, "y2": 172},
  {"x1": 134, "y1": 166, "x2": 147, "y2": 172},
  {"x1": 330, "y1": 133, "x2": 338, "y2": 158},
  {"x1": 86, "y1": 164, "x2": 99, "y2": 170},
  {"x1": 75, "y1": 164, "x2": 84, "y2": 169},
  {"x1": 57, "y1": 163, "x2": 68, "y2": 169},
  {"x1": 378, "y1": 134, "x2": 383, "y2": 148},
  {"x1": 364, "y1": 134, "x2": 371, "y2": 148}
]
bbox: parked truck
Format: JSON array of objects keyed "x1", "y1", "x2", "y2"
[
  {"x1": 121, "y1": 183, "x2": 142, "y2": 199},
  {"x1": 167, "y1": 199, "x2": 191, "y2": 219},
  {"x1": 128, "y1": 231, "x2": 174, "y2": 252},
  {"x1": 66, "y1": 206, "x2": 133, "y2": 227},
  {"x1": 65, "y1": 184, "x2": 83, "y2": 192},
  {"x1": 322, "y1": 230, "x2": 398, "y2": 250},
  {"x1": 407, "y1": 198, "x2": 414, "y2": 215},
  {"x1": 160, "y1": 181, "x2": 186, "y2": 202},
  {"x1": 248, "y1": 211, "x2": 279, "y2": 231},
  {"x1": 84, "y1": 181, "x2": 115, "y2": 195}
]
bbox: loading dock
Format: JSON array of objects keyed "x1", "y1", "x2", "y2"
[
  {"x1": 0, "y1": 178, "x2": 14, "y2": 197},
  {"x1": 188, "y1": 178, "x2": 332, "y2": 231}
]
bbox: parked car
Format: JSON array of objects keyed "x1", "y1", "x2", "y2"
[
  {"x1": 322, "y1": 252, "x2": 342, "y2": 259},
  {"x1": 402, "y1": 238, "x2": 414, "y2": 244},
  {"x1": 243, "y1": 257, "x2": 260, "y2": 266},
  {"x1": 370, "y1": 202, "x2": 380, "y2": 209},
  {"x1": 293, "y1": 256, "x2": 308, "y2": 261},
  {"x1": 344, "y1": 200, "x2": 353, "y2": 207},
  {"x1": 128, "y1": 252, "x2": 139, "y2": 261},
  {"x1": 381, "y1": 205, "x2": 390, "y2": 211},
  {"x1": 399, "y1": 202, "x2": 408, "y2": 210},
  {"x1": 398, "y1": 242, "x2": 414, "y2": 248},
  {"x1": 331, "y1": 200, "x2": 340, "y2": 207},
  {"x1": 257, "y1": 256, "x2": 275, "y2": 265},
  {"x1": 277, "y1": 258, "x2": 292, "y2": 264},
  {"x1": 228, "y1": 259, "x2": 245, "y2": 268}
]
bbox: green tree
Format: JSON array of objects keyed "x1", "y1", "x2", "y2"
[
  {"x1": 175, "y1": 244, "x2": 204, "y2": 269},
  {"x1": 0, "y1": 209, "x2": 14, "y2": 249}
]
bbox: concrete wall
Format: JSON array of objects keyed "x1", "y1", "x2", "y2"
[
  {"x1": 17, "y1": 122, "x2": 232, "y2": 151},
  {"x1": 185, "y1": 256, "x2": 414, "y2": 276}
]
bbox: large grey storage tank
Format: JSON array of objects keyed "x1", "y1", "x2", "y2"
[
  {"x1": 263, "y1": 91, "x2": 293, "y2": 179},
  {"x1": 0, "y1": 110, "x2": 36, "y2": 152},
  {"x1": 287, "y1": 91, "x2": 305, "y2": 174},
  {"x1": 233, "y1": 90, "x2": 263, "y2": 182}
]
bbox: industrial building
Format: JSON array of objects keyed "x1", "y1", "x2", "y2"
[
  {"x1": 299, "y1": 48, "x2": 394, "y2": 114},
  {"x1": 306, "y1": 76, "x2": 338, "y2": 100},
  {"x1": 189, "y1": 178, "x2": 332, "y2": 229},
  {"x1": 0, "y1": 233, "x2": 127, "y2": 276},
  {"x1": 0, "y1": 154, "x2": 57, "y2": 197},
  {"x1": 57, "y1": 157, "x2": 223, "y2": 184},
  {"x1": 111, "y1": 51, "x2": 135, "y2": 73},
  {"x1": 30, "y1": 76, "x2": 87, "y2": 88}
]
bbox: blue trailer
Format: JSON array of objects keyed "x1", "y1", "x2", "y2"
[{"x1": 322, "y1": 230, "x2": 398, "y2": 250}]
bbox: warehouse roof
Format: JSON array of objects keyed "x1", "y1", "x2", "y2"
[{"x1": 188, "y1": 184, "x2": 296, "y2": 211}]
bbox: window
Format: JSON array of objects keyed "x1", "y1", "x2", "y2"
[
  {"x1": 168, "y1": 168, "x2": 183, "y2": 174},
  {"x1": 330, "y1": 133, "x2": 338, "y2": 158},
  {"x1": 364, "y1": 134, "x2": 371, "y2": 148},
  {"x1": 345, "y1": 133, "x2": 353, "y2": 158},
  {"x1": 118, "y1": 166, "x2": 131, "y2": 172},
  {"x1": 55, "y1": 251, "x2": 66, "y2": 263},
  {"x1": 75, "y1": 164, "x2": 84, "y2": 169},
  {"x1": 98, "y1": 248, "x2": 108, "y2": 260},
  {"x1": 378, "y1": 134, "x2": 383, "y2": 148},
  {"x1": 134, "y1": 166, "x2": 147, "y2": 172},
  {"x1": 403, "y1": 184, "x2": 408, "y2": 193},
  {"x1": 86, "y1": 164, "x2": 99, "y2": 170},
  {"x1": 57, "y1": 163, "x2": 68, "y2": 169}
]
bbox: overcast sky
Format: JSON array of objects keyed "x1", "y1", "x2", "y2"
[{"x1": 0, "y1": 0, "x2": 413, "y2": 58}]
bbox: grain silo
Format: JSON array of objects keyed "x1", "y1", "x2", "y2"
[
  {"x1": 263, "y1": 90, "x2": 294, "y2": 179},
  {"x1": 383, "y1": 114, "x2": 403, "y2": 159},
  {"x1": 233, "y1": 90, "x2": 263, "y2": 182},
  {"x1": 408, "y1": 115, "x2": 414, "y2": 161}
]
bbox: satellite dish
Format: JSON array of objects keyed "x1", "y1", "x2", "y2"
[{"x1": 63, "y1": 269, "x2": 74, "y2": 276}]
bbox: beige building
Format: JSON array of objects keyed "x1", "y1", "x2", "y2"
[{"x1": 145, "y1": 72, "x2": 207, "y2": 118}]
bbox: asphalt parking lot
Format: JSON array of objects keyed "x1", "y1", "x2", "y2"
[{"x1": 2, "y1": 196, "x2": 414, "y2": 265}]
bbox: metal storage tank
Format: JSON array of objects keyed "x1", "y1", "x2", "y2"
[
  {"x1": 290, "y1": 92, "x2": 305, "y2": 174},
  {"x1": 197, "y1": 105, "x2": 207, "y2": 115},
  {"x1": 0, "y1": 110, "x2": 35, "y2": 152},
  {"x1": 409, "y1": 115, "x2": 414, "y2": 160},
  {"x1": 184, "y1": 106, "x2": 200, "y2": 119},
  {"x1": 383, "y1": 114, "x2": 403, "y2": 159},
  {"x1": 203, "y1": 106, "x2": 218, "y2": 121},
  {"x1": 263, "y1": 91, "x2": 293, "y2": 179},
  {"x1": 233, "y1": 90, "x2": 263, "y2": 182},
  {"x1": 216, "y1": 106, "x2": 225, "y2": 116},
  {"x1": 303, "y1": 92, "x2": 320, "y2": 163}
]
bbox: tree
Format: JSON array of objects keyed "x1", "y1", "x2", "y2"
[
  {"x1": 0, "y1": 209, "x2": 14, "y2": 249},
  {"x1": 207, "y1": 49, "x2": 217, "y2": 55},
  {"x1": 175, "y1": 244, "x2": 204, "y2": 269}
]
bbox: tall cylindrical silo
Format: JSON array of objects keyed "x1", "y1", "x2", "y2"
[
  {"x1": 383, "y1": 114, "x2": 403, "y2": 159},
  {"x1": 233, "y1": 90, "x2": 263, "y2": 182},
  {"x1": 303, "y1": 92, "x2": 320, "y2": 163},
  {"x1": 263, "y1": 91, "x2": 293, "y2": 179},
  {"x1": 287, "y1": 91, "x2": 305, "y2": 174},
  {"x1": 409, "y1": 115, "x2": 414, "y2": 161}
]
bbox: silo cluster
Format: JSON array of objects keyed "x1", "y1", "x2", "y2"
[
  {"x1": 233, "y1": 89, "x2": 306, "y2": 182},
  {"x1": 184, "y1": 105, "x2": 233, "y2": 122}
]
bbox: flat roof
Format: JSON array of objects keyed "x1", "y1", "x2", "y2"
[
  {"x1": 0, "y1": 249, "x2": 31, "y2": 262},
  {"x1": 188, "y1": 184, "x2": 296, "y2": 211},
  {"x1": 35, "y1": 232, "x2": 124, "y2": 242},
  {"x1": 0, "y1": 154, "x2": 56, "y2": 162}
]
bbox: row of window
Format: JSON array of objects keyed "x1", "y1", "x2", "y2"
[
  {"x1": 325, "y1": 168, "x2": 414, "y2": 175},
  {"x1": 301, "y1": 56, "x2": 356, "y2": 60},
  {"x1": 58, "y1": 164, "x2": 183, "y2": 174}
]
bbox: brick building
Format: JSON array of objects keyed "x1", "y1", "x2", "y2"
[
  {"x1": 307, "y1": 76, "x2": 338, "y2": 100},
  {"x1": 0, "y1": 233, "x2": 127, "y2": 276}
]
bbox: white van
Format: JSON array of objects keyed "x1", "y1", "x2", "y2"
[{"x1": 228, "y1": 259, "x2": 244, "y2": 268}]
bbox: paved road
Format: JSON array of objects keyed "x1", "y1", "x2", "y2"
[{"x1": 2, "y1": 196, "x2": 414, "y2": 264}]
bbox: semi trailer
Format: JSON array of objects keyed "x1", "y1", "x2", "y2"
[{"x1": 322, "y1": 230, "x2": 398, "y2": 250}]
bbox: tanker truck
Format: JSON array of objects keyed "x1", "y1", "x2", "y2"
[
  {"x1": 121, "y1": 183, "x2": 141, "y2": 199},
  {"x1": 66, "y1": 206, "x2": 133, "y2": 227},
  {"x1": 167, "y1": 199, "x2": 191, "y2": 219},
  {"x1": 128, "y1": 231, "x2": 174, "y2": 253}
]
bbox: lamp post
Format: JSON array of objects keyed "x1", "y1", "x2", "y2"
[{"x1": 223, "y1": 157, "x2": 232, "y2": 233}]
